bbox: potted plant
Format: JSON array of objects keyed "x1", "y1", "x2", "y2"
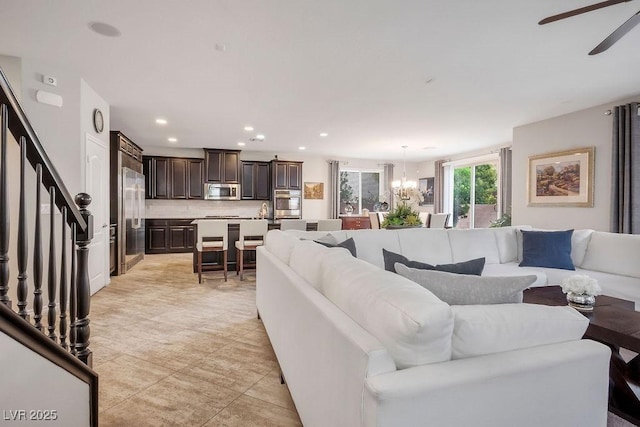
[
  {"x1": 381, "y1": 188, "x2": 424, "y2": 229},
  {"x1": 381, "y1": 202, "x2": 423, "y2": 228}
]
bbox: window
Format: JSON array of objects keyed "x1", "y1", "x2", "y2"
[
  {"x1": 444, "y1": 154, "x2": 499, "y2": 229},
  {"x1": 340, "y1": 169, "x2": 382, "y2": 214}
]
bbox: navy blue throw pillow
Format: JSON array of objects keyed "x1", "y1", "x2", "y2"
[
  {"x1": 519, "y1": 230, "x2": 575, "y2": 270},
  {"x1": 315, "y1": 237, "x2": 357, "y2": 257},
  {"x1": 382, "y1": 249, "x2": 485, "y2": 275}
]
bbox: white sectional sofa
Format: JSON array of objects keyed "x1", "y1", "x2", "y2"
[{"x1": 256, "y1": 227, "x2": 619, "y2": 427}]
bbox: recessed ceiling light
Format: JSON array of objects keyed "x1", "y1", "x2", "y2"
[
  {"x1": 237, "y1": 142, "x2": 246, "y2": 146},
  {"x1": 244, "y1": 126, "x2": 254, "y2": 132},
  {"x1": 422, "y1": 146, "x2": 436, "y2": 150},
  {"x1": 155, "y1": 118, "x2": 167, "y2": 125},
  {"x1": 319, "y1": 133, "x2": 328, "y2": 137},
  {"x1": 88, "y1": 22, "x2": 122, "y2": 37},
  {"x1": 298, "y1": 146, "x2": 306, "y2": 150},
  {"x1": 255, "y1": 134, "x2": 265, "y2": 141},
  {"x1": 168, "y1": 137, "x2": 178, "y2": 143}
]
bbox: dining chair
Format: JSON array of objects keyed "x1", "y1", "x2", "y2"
[
  {"x1": 369, "y1": 212, "x2": 380, "y2": 229},
  {"x1": 428, "y1": 213, "x2": 451, "y2": 229},
  {"x1": 317, "y1": 219, "x2": 342, "y2": 231},
  {"x1": 196, "y1": 220, "x2": 228, "y2": 283},
  {"x1": 235, "y1": 219, "x2": 268, "y2": 280},
  {"x1": 280, "y1": 219, "x2": 307, "y2": 231},
  {"x1": 418, "y1": 212, "x2": 430, "y2": 228}
]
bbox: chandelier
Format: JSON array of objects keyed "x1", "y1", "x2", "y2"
[{"x1": 392, "y1": 145, "x2": 417, "y2": 200}]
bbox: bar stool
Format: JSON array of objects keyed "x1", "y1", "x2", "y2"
[
  {"x1": 235, "y1": 219, "x2": 268, "y2": 280},
  {"x1": 196, "y1": 220, "x2": 228, "y2": 283}
]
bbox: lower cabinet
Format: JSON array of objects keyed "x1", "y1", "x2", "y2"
[{"x1": 145, "y1": 219, "x2": 195, "y2": 254}]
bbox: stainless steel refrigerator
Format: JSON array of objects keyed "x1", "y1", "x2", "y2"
[{"x1": 121, "y1": 167, "x2": 145, "y2": 272}]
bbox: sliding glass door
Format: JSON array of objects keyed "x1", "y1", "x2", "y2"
[{"x1": 450, "y1": 159, "x2": 498, "y2": 229}]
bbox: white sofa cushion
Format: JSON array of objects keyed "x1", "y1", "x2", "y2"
[
  {"x1": 492, "y1": 227, "x2": 519, "y2": 263},
  {"x1": 581, "y1": 231, "x2": 640, "y2": 279},
  {"x1": 396, "y1": 228, "x2": 453, "y2": 265},
  {"x1": 450, "y1": 304, "x2": 589, "y2": 359},
  {"x1": 264, "y1": 230, "x2": 300, "y2": 264},
  {"x1": 482, "y1": 262, "x2": 547, "y2": 286},
  {"x1": 571, "y1": 229, "x2": 594, "y2": 267},
  {"x1": 395, "y1": 265, "x2": 536, "y2": 305},
  {"x1": 448, "y1": 229, "x2": 501, "y2": 264},
  {"x1": 288, "y1": 240, "x2": 337, "y2": 290},
  {"x1": 320, "y1": 250, "x2": 454, "y2": 369},
  {"x1": 344, "y1": 229, "x2": 402, "y2": 269}
]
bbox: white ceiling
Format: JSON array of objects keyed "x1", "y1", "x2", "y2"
[{"x1": 1, "y1": 0, "x2": 639, "y2": 161}]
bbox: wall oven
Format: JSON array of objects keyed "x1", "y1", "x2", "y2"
[
  {"x1": 274, "y1": 189, "x2": 301, "y2": 219},
  {"x1": 204, "y1": 183, "x2": 240, "y2": 200}
]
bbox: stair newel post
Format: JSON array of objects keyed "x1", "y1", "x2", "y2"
[
  {"x1": 33, "y1": 164, "x2": 43, "y2": 331},
  {"x1": 0, "y1": 104, "x2": 9, "y2": 308},
  {"x1": 47, "y1": 187, "x2": 57, "y2": 341},
  {"x1": 74, "y1": 193, "x2": 93, "y2": 367},
  {"x1": 69, "y1": 223, "x2": 77, "y2": 356},
  {"x1": 59, "y1": 207, "x2": 68, "y2": 350},
  {"x1": 16, "y1": 137, "x2": 28, "y2": 320}
]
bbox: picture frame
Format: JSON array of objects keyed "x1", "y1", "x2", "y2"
[
  {"x1": 304, "y1": 182, "x2": 324, "y2": 200},
  {"x1": 418, "y1": 177, "x2": 434, "y2": 206},
  {"x1": 527, "y1": 147, "x2": 595, "y2": 207}
]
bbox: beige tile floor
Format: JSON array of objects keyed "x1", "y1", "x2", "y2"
[{"x1": 92, "y1": 253, "x2": 301, "y2": 427}]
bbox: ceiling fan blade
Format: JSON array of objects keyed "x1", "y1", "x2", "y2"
[
  {"x1": 589, "y1": 9, "x2": 640, "y2": 54},
  {"x1": 539, "y1": 0, "x2": 631, "y2": 25}
]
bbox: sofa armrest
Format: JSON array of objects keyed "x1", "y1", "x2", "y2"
[
  {"x1": 257, "y1": 247, "x2": 396, "y2": 427},
  {"x1": 364, "y1": 339, "x2": 610, "y2": 427}
]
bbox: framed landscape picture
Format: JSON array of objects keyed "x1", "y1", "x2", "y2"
[
  {"x1": 304, "y1": 182, "x2": 324, "y2": 199},
  {"x1": 527, "y1": 147, "x2": 594, "y2": 207},
  {"x1": 419, "y1": 177, "x2": 434, "y2": 206}
]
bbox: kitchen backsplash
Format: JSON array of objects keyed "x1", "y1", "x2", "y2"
[{"x1": 145, "y1": 199, "x2": 267, "y2": 219}]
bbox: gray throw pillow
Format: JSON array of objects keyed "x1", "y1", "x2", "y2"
[{"x1": 394, "y1": 263, "x2": 536, "y2": 305}]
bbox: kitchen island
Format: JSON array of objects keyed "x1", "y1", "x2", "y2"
[{"x1": 144, "y1": 217, "x2": 317, "y2": 273}]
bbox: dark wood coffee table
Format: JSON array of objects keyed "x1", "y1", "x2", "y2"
[{"x1": 524, "y1": 286, "x2": 640, "y2": 425}]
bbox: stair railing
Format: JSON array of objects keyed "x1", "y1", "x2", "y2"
[{"x1": 0, "y1": 66, "x2": 94, "y2": 367}]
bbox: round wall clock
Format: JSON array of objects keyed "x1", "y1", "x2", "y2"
[{"x1": 93, "y1": 108, "x2": 104, "y2": 133}]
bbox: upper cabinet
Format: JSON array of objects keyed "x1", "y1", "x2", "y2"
[
  {"x1": 272, "y1": 160, "x2": 303, "y2": 190},
  {"x1": 143, "y1": 156, "x2": 203, "y2": 200},
  {"x1": 205, "y1": 149, "x2": 240, "y2": 183},
  {"x1": 241, "y1": 161, "x2": 270, "y2": 200}
]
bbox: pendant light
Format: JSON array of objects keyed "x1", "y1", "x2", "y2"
[{"x1": 392, "y1": 146, "x2": 417, "y2": 200}]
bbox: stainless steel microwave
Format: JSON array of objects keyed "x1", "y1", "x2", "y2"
[{"x1": 204, "y1": 183, "x2": 241, "y2": 200}]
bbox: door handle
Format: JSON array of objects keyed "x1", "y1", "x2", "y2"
[{"x1": 102, "y1": 223, "x2": 108, "y2": 228}]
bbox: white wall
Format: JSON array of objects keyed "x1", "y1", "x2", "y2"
[
  {"x1": 0, "y1": 332, "x2": 90, "y2": 426},
  {"x1": 512, "y1": 94, "x2": 639, "y2": 231}
]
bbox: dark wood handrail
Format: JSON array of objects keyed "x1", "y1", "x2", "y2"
[
  {"x1": 0, "y1": 67, "x2": 86, "y2": 232},
  {"x1": 0, "y1": 300, "x2": 98, "y2": 427}
]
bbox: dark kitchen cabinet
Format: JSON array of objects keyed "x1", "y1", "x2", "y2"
[
  {"x1": 145, "y1": 219, "x2": 195, "y2": 254},
  {"x1": 241, "y1": 161, "x2": 270, "y2": 200},
  {"x1": 143, "y1": 156, "x2": 203, "y2": 200},
  {"x1": 272, "y1": 161, "x2": 303, "y2": 190},
  {"x1": 205, "y1": 149, "x2": 240, "y2": 183},
  {"x1": 170, "y1": 158, "x2": 188, "y2": 199},
  {"x1": 188, "y1": 159, "x2": 204, "y2": 199}
]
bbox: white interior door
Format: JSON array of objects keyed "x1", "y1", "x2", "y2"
[{"x1": 85, "y1": 133, "x2": 109, "y2": 294}]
